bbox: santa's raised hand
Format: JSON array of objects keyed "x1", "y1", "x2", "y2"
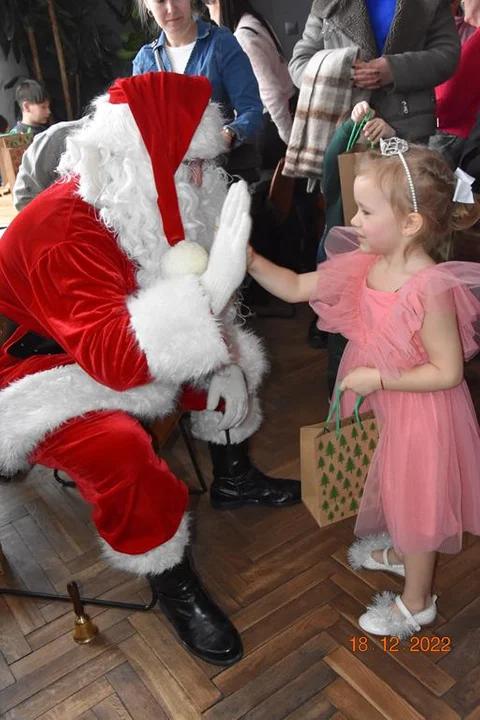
[{"x1": 201, "y1": 180, "x2": 252, "y2": 315}]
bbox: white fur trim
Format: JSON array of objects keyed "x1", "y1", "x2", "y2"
[
  {"x1": 0, "y1": 365, "x2": 178, "y2": 476},
  {"x1": 99, "y1": 514, "x2": 190, "y2": 576},
  {"x1": 184, "y1": 103, "x2": 228, "y2": 161},
  {"x1": 348, "y1": 533, "x2": 393, "y2": 570},
  {"x1": 231, "y1": 325, "x2": 269, "y2": 393},
  {"x1": 190, "y1": 394, "x2": 262, "y2": 445},
  {"x1": 127, "y1": 274, "x2": 230, "y2": 384}
]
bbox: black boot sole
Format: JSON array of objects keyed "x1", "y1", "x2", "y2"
[
  {"x1": 210, "y1": 496, "x2": 302, "y2": 510},
  {"x1": 156, "y1": 598, "x2": 244, "y2": 667}
]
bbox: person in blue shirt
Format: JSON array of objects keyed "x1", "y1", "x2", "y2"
[{"x1": 132, "y1": 0, "x2": 264, "y2": 149}]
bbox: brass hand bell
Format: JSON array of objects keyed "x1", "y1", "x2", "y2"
[{"x1": 68, "y1": 581, "x2": 98, "y2": 644}]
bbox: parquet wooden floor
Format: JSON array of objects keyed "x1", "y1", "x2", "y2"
[{"x1": 1, "y1": 302, "x2": 479, "y2": 720}]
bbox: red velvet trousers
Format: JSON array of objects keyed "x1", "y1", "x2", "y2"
[{"x1": 29, "y1": 386, "x2": 210, "y2": 556}]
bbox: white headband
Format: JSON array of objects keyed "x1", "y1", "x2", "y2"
[{"x1": 380, "y1": 137, "x2": 477, "y2": 210}]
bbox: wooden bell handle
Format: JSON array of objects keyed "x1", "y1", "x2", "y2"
[{"x1": 67, "y1": 581, "x2": 85, "y2": 616}]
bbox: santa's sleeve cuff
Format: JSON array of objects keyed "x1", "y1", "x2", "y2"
[{"x1": 127, "y1": 275, "x2": 230, "y2": 384}]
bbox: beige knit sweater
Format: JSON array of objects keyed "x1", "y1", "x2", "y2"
[{"x1": 235, "y1": 14, "x2": 295, "y2": 145}]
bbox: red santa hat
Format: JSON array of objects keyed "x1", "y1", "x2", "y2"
[{"x1": 108, "y1": 72, "x2": 213, "y2": 247}]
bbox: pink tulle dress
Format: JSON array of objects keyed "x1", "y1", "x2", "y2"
[{"x1": 310, "y1": 228, "x2": 480, "y2": 555}]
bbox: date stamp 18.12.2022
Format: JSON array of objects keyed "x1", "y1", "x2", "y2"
[{"x1": 350, "y1": 636, "x2": 451, "y2": 653}]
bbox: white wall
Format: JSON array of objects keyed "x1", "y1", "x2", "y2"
[
  {"x1": 0, "y1": 52, "x2": 29, "y2": 128},
  {"x1": 253, "y1": 0, "x2": 312, "y2": 58}
]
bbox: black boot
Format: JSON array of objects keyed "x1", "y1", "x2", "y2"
[
  {"x1": 209, "y1": 439, "x2": 301, "y2": 509},
  {"x1": 148, "y1": 557, "x2": 242, "y2": 666},
  {"x1": 307, "y1": 318, "x2": 329, "y2": 349}
]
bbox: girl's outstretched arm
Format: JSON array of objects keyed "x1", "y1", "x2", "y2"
[{"x1": 248, "y1": 247, "x2": 317, "y2": 304}]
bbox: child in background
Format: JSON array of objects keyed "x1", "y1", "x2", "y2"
[
  {"x1": 10, "y1": 79, "x2": 51, "y2": 136},
  {"x1": 248, "y1": 140, "x2": 480, "y2": 637}
]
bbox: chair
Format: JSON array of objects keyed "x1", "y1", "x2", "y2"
[
  {"x1": 268, "y1": 157, "x2": 295, "y2": 223},
  {"x1": 0, "y1": 413, "x2": 206, "y2": 611},
  {"x1": 0, "y1": 133, "x2": 33, "y2": 191}
]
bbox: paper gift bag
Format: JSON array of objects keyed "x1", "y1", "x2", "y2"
[
  {"x1": 338, "y1": 150, "x2": 363, "y2": 226},
  {"x1": 337, "y1": 115, "x2": 372, "y2": 225},
  {"x1": 300, "y1": 393, "x2": 378, "y2": 527}
]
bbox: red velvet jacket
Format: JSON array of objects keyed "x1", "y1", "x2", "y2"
[
  {"x1": 0, "y1": 179, "x2": 235, "y2": 474},
  {"x1": 436, "y1": 28, "x2": 480, "y2": 139},
  {"x1": 0, "y1": 180, "x2": 150, "y2": 390}
]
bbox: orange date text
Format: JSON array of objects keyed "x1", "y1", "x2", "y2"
[{"x1": 349, "y1": 635, "x2": 451, "y2": 653}]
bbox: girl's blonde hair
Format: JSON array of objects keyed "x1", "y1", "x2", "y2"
[{"x1": 355, "y1": 145, "x2": 480, "y2": 261}]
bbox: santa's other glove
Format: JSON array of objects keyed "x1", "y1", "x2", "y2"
[
  {"x1": 201, "y1": 180, "x2": 252, "y2": 315},
  {"x1": 207, "y1": 364, "x2": 249, "y2": 431}
]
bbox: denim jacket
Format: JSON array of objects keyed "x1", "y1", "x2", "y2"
[{"x1": 132, "y1": 19, "x2": 264, "y2": 143}]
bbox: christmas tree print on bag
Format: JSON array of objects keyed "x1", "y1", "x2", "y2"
[{"x1": 300, "y1": 389, "x2": 378, "y2": 527}]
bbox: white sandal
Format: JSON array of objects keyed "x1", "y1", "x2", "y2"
[
  {"x1": 358, "y1": 591, "x2": 438, "y2": 638},
  {"x1": 348, "y1": 534, "x2": 405, "y2": 578}
]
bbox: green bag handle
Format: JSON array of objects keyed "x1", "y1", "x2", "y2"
[
  {"x1": 326, "y1": 386, "x2": 365, "y2": 437},
  {"x1": 346, "y1": 111, "x2": 370, "y2": 152},
  {"x1": 345, "y1": 111, "x2": 376, "y2": 153}
]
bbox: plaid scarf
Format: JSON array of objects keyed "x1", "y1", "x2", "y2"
[{"x1": 283, "y1": 47, "x2": 358, "y2": 185}]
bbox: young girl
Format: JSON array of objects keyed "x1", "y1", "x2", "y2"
[{"x1": 248, "y1": 139, "x2": 480, "y2": 638}]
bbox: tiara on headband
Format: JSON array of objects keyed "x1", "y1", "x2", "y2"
[{"x1": 380, "y1": 137, "x2": 418, "y2": 212}]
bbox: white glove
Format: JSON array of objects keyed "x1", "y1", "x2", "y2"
[
  {"x1": 201, "y1": 180, "x2": 252, "y2": 315},
  {"x1": 207, "y1": 364, "x2": 249, "y2": 431}
]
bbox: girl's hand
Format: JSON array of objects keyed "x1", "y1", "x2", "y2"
[
  {"x1": 362, "y1": 117, "x2": 396, "y2": 144},
  {"x1": 340, "y1": 367, "x2": 382, "y2": 396},
  {"x1": 351, "y1": 101, "x2": 374, "y2": 124}
]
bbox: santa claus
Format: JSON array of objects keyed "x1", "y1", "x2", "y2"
[{"x1": 0, "y1": 72, "x2": 300, "y2": 665}]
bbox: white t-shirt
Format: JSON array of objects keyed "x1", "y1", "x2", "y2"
[{"x1": 164, "y1": 41, "x2": 196, "y2": 74}]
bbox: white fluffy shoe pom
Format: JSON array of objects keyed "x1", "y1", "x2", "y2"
[{"x1": 160, "y1": 241, "x2": 209, "y2": 277}]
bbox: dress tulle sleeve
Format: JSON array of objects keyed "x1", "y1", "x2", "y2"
[
  {"x1": 309, "y1": 227, "x2": 375, "y2": 342},
  {"x1": 365, "y1": 263, "x2": 480, "y2": 379},
  {"x1": 405, "y1": 263, "x2": 480, "y2": 362}
]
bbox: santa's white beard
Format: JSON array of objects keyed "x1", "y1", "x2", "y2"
[
  {"x1": 59, "y1": 99, "x2": 229, "y2": 288},
  {"x1": 97, "y1": 159, "x2": 228, "y2": 287}
]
